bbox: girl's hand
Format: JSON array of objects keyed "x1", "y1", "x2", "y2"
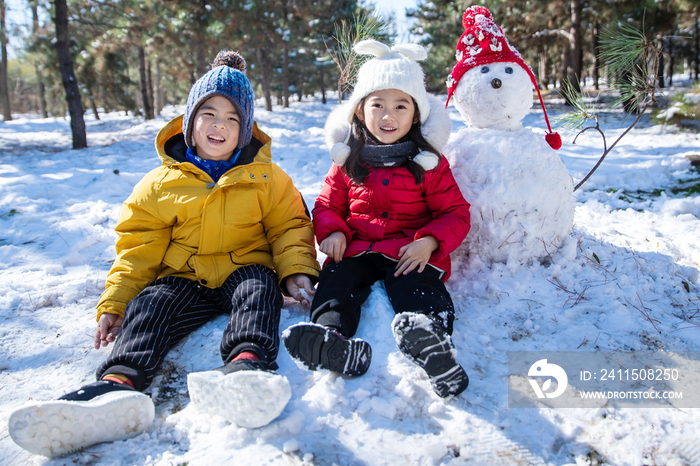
[
  {"x1": 319, "y1": 231, "x2": 347, "y2": 263},
  {"x1": 94, "y1": 313, "x2": 124, "y2": 349},
  {"x1": 286, "y1": 273, "x2": 316, "y2": 310},
  {"x1": 395, "y1": 236, "x2": 439, "y2": 277}
]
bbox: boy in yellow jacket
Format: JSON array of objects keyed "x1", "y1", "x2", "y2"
[{"x1": 8, "y1": 51, "x2": 320, "y2": 458}]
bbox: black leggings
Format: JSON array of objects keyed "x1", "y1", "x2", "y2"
[{"x1": 310, "y1": 253, "x2": 455, "y2": 338}]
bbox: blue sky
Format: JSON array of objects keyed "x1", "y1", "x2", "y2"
[{"x1": 368, "y1": 0, "x2": 419, "y2": 41}]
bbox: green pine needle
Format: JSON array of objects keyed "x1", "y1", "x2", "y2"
[{"x1": 326, "y1": 12, "x2": 392, "y2": 97}]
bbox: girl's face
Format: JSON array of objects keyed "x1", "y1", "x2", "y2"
[
  {"x1": 357, "y1": 89, "x2": 418, "y2": 145},
  {"x1": 192, "y1": 95, "x2": 241, "y2": 161}
]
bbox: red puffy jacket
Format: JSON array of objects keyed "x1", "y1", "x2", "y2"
[{"x1": 313, "y1": 156, "x2": 471, "y2": 281}]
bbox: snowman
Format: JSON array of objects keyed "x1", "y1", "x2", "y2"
[{"x1": 443, "y1": 6, "x2": 575, "y2": 265}]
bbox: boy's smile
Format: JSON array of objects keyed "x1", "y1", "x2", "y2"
[
  {"x1": 357, "y1": 89, "x2": 418, "y2": 145},
  {"x1": 192, "y1": 95, "x2": 241, "y2": 161}
]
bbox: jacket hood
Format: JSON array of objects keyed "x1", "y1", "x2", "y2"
[
  {"x1": 324, "y1": 94, "x2": 451, "y2": 170},
  {"x1": 155, "y1": 114, "x2": 271, "y2": 166}
]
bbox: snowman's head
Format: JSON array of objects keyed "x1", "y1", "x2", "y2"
[
  {"x1": 454, "y1": 62, "x2": 533, "y2": 130},
  {"x1": 454, "y1": 61, "x2": 532, "y2": 130},
  {"x1": 445, "y1": 6, "x2": 562, "y2": 148}
]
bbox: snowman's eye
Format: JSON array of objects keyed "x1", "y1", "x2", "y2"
[
  {"x1": 480, "y1": 66, "x2": 490, "y2": 74},
  {"x1": 505, "y1": 67, "x2": 514, "y2": 74}
]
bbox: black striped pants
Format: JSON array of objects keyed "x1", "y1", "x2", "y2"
[{"x1": 96, "y1": 264, "x2": 282, "y2": 391}]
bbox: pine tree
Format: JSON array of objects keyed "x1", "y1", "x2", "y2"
[
  {"x1": 53, "y1": 0, "x2": 87, "y2": 148},
  {"x1": 560, "y1": 21, "x2": 663, "y2": 191},
  {"x1": 0, "y1": 0, "x2": 12, "y2": 121}
]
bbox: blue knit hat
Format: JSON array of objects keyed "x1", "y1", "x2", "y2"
[{"x1": 183, "y1": 51, "x2": 255, "y2": 149}]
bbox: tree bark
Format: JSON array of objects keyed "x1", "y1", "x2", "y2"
[
  {"x1": 592, "y1": 21, "x2": 599, "y2": 91},
  {"x1": 694, "y1": 16, "x2": 699, "y2": 83},
  {"x1": 538, "y1": 46, "x2": 549, "y2": 89},
  {"x1": 194, "y1": 0, "x2": 208, "y2": 78},
  {"x1": 137, "y1": 45, "x2": 153, "y2": 120},
  {"x1": 669, "y1": 35, "x2": 674, "y2": 87},
  {"x1": 31, "y1": 0, "x2": 48, "y2": 118},
  {"x1": 282, "y1": 42, "x2": 290, "y2": 108},
  {"x1": 87, "y1": 84, "x2": 99, "y2": 120},
  {"x1": 53, "y1": 0, "x2": 87, "y2": 148},
  {"x1": 657, "y1": 37, "x2": 665, "y2": 89},
  {"x1": 0, "y1": 0, "x2": 12, "y2": 121},
  {"x1": 560, "y1": 42, "x2": 570, "y2": 92},
  {"x1": 567, "y1": 0, "x2": 582, "y2": 93},
  {"x1": 146, "y1": 57, "x2": 154, "y2": 114},
  {"x1": 257, "y1": 46, "x2": 273, "y2": 112},
  {"x1": 320, "y1": 63, "x2": 326, "y2": 104},
  {"x1": 154, "y1": 54, "x2": 162, "y2": 115}
]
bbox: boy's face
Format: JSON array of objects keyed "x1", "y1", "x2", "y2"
[{"x1": 192, "y1": 95, "x2": 241, "y2": 161}]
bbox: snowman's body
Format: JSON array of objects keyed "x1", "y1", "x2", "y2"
[{"x1": 444, "y1": 62, "x2": 575, "y2": 264}]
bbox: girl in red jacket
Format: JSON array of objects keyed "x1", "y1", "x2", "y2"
[{"x1": 284, "y1": 40, "x2": 471, "y2": 398}]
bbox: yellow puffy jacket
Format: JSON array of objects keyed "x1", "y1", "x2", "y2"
[{"x1": 96, "y1": 115, "x2": 320, "y2": 320}]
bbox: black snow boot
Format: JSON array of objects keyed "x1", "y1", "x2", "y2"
[
  {"x1": 392, "y1": 312, "x2": 469, "y2": 398},
  {"x1": 283, "y1": 322, "x2": 372, "y2": 376}
]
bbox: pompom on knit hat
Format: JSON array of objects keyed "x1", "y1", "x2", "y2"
[
  {"x1": 331, "y1": 39, "x2": 439, "y2": 170},
  {"x1": 446, "y1": 6, "x2": 561, "y2": 150},
  {"x1": 183, "y1": 50, "x2": 254, "y2": 149}
]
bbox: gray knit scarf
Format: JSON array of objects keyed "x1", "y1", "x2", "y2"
[{"x1": 359, "y1": 141, "x2": 419, "y2": 167}]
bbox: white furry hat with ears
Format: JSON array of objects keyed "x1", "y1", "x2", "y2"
[
  {"x1": 326, "y1": 39, "x2": 449, "y2": 171},
  {"x1": 325, "y1": 93, "x2": 452, "y2": 171},
  {"x1": 344, "y1": 40, "x2": 431, "y2": 126}
]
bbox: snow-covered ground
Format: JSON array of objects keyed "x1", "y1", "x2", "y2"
[{"x1": 1, "y1": 89, "x2": 700, "y2": 466}]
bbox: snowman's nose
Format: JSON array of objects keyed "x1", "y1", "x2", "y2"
[{"x1": 491, "y1": 78, "x2": 502, "y2": 89}]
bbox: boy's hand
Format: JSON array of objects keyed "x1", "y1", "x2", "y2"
[
  {"x1": 395, "y1": 236, "x2": 439, "y2": 277},
  {"x1": 286, "y1": 274, "x2": 316, "y2": 310},
  {"x1": 94, "y1": 313, "x2": 124, "y2": 349},
  {"x1": 319, "y1": 231, "x2": 346, "y2": 263}
]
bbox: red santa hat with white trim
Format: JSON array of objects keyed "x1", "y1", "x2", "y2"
[{"x1": 446, "y1": 6, "x2": 561, "y2": 150}]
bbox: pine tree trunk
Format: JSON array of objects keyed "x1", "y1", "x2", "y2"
[
  {"x1": 154, "y1": 54, "x2": 162, "y2": 115},
  {"x1": 538, "y1": 47, "x2": 549, "y2": 89},
  {"x1": 592, "y1": 21, "x2": 599, "y2": 91},
  {"x1": 320, "y1": 63, "x2": 326, "y2": 104},
  {"x1": 31, "y1": 0, "x2": 48, "y2": 118},
  {"x1": 138, "y1": 45, "x2": 153, "y2": 120},
  {"x1": 567, "y1": 0, "x2": 582, "y2": 93},
  {"x1": 53, "y1": 0, "x2": 87, "y2": 148},
  {"x1": 146, "y1": 58, "x2": 154, "y2": 115},
  {"x1": 194, "y1": 0, "x2": 208, "y2": 78},
  {"x1": 87, "y1": 85, "x2": 99, "y2": 120},
  {"x1": 560, "y1": 42, "x2": 570, "y2": 92},
  {"x1": 283, "y1": 42, "x2": 290, "y2": 108},
  {"x1": 257, "y1": 46, "x2": 273, "y2": 112},
  {"x1": 0, "y1": 0, "x2": 12, "y2": 121},
  {"x1": 35, "y1": 68, "x2": 47, "y2": 117},
  {"x1": 669, "y1": 35, "x2": 674, "y2": 87},
  {"x1": 694, "y1": 16, "x2": 699, "y2": 83},
  {"x1": 658, "y1": 37, "x2": 665, "y2": 89}
]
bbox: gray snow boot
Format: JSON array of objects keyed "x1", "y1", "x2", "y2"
[
  {"x1": 392, "y1": 312, "x2": 469, "y2": 398},
  {"x1": 283, "y1": 322, "x2": 372, "y2": 376}
]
